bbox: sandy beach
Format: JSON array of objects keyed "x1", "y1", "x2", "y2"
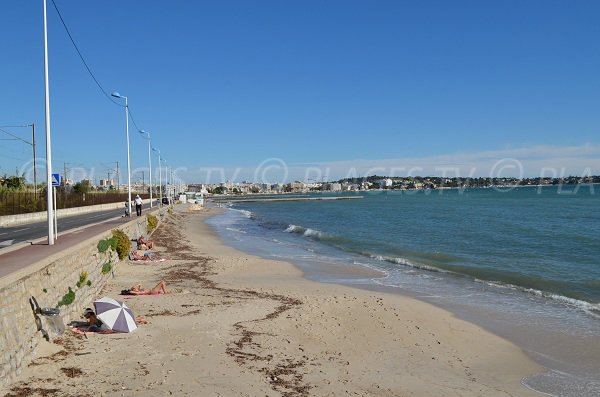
[{"x1": 2, "y1": 207, "x2": 543, "y2": 397}]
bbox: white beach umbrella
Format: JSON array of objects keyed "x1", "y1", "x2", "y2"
[{"x1": 93, "y1": 297, "x2": 137, "y2": 333}]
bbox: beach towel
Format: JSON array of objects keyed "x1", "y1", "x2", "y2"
[
  {"x1": 131, "y1": 258, "x2": 167, "y2": 263},
  {"x1": 120, "y1": 289, "x2": 162, "y2": 296},
  {"x1": 70, "y1": 327, "x2": 115, "y2": 335}
]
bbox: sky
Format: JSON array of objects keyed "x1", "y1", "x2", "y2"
[{"x1": 1, "y1": 0, "x2": 599, "y2": 184}]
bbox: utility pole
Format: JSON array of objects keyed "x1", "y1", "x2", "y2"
[
  {"x1": 0, "y1": 123, "x2": 37, "y2": 192},
  {"x1": 116, "y1": 161, "x2": 120, "y2": 191},
  {"x1": 142, "y1": 170, "x2": 145, "y2": 193},
  {"x1": 31, "y1": 123, "x2": 37, "y2": 193},
  {"x1": 63, "y1": 162, "x2": 77, "y2": 187}
]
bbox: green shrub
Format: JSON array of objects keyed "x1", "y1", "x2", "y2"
[
  {"x1": 101, "y1": 261, "x2": 113, "y2": 274},
  {"x1": 75, "y1": 271, "x2": 88, "y2": 288},
  {"x1": 57, "y1": 287, "x2": 75, "y2": 307},
  {"x1": 111, "y1": 229, "x2": 131, "y2": 260},
  {"x1": 146, "y1": 213, "x2": 158, "y2": 233},
  {"x1": 109, "y1": 235, "x2": 118, "y2": 251},
  {"x1": 86, "y1": 280, "x2": 92, "y2": 287},
  {"x1": 168, "y1": 206, "x2": 173, "y2": 215},
  {"x1": 97, "y1": 238, "x2": 111, "y2": 253}
]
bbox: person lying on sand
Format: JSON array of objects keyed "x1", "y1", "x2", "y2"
[
  {"x1": 137, "y1": 235, "x2": 154, "y2": 250},
  {"x1": 129, "y1": 249, "x2": 156, "y2": 261},
  {"x1": 123, "y1": 281, "x2": 169, "y2": 295}
]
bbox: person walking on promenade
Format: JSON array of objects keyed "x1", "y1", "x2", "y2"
[
  {"x1": 134, "y1": 195, "x2": 143, "y2": 216},
  {"x1": 124, "y1": 200, "x2": 130, "y2": 217}
]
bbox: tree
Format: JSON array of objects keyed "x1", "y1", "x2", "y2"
[
  {"x1": 1, "y1": 174, "x2": 26, "y2": 190},
  {"x1": 73, "y1": 181, "x2": 91, "y2": 193},
  {"x1": 212, "y1": 186, "x2": 225, "y2": 194}
]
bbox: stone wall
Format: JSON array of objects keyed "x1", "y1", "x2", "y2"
[{"x1": 0, "y1": 215, "x2": 157, "y2": 388}]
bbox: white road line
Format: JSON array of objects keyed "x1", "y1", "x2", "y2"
[
  {"x1": 0, "y1": 239, "x2": 14, "y2": 247},
  {"x1": 0, "y1": 232, "x2": 7, "y2": 236},
  {"x1": 12, "y1": 228, "x2": 29, "y2": 233}
]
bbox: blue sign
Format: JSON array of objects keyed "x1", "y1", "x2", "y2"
[{"x1": 51, "y1": 173, "x2": 61, "y2": 187}]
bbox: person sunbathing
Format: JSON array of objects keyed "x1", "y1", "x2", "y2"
[
  {"x1": 137, "y1": 236, "x2": 154, "y2": 250},
  {"x1": 129, "y1": 249, "x2": 155, "y2": 261},
  {"x1": 125, "y1": 280, "x2": 169, "y2": 295}
]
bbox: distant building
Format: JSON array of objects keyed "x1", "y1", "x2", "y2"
[{"x1": 377, "y1": 178, "x2": 393, "y2": 188}]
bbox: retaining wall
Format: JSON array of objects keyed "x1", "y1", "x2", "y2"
[{"x1": 0, "y1": 215, "x2": 156, "y2": 388}]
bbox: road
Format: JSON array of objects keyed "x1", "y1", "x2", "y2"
[{"x1": 0, "y1": 203, "x2": 152, "y2": 251}]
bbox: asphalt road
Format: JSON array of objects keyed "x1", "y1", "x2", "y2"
[{"x1": 0, "y1": 204, "x2": 152, "y2": 251}]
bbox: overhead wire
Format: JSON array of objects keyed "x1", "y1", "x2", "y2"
[
  {"x1": 50, "y1": 0, "x2": 151, "y2": 142},
  {"x1": 47, "y1": 0, "x2": 160, "y2": 175},
  {"x1": 0, "y1": 127, "x2": 32, "y2": 144},
  {"x1": 49, "y1": 0, "x2": 122, "y2": 107}
]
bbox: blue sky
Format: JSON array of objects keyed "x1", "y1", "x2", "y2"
[{"x1": 1, "y1": 1, "x2": 599, "y2": 183}]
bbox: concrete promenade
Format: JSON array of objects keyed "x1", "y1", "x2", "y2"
[{"x1": 0, "y1": 209, "x2": 158, "y2": 284}]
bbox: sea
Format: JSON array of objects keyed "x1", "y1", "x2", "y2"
[{"x1": 205, "y1": 185, "x2": 600, "y2": 397}]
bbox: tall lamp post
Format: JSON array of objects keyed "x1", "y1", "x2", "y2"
[
  {"x1": 152, "y1": 147, "x2": 162, "y2": 206},
  {"x1": 43, "y1": 0, "x2": 54, "y2": 245},
  {"x1": 111, "y1": 92, "x2": 131, "y2": 217},
  {"x1": 162, "y1": 159, "x2": 169, "y2": 203},
  {"x1": 139, "y1": 130, "x2": 152, "y2": 207}
]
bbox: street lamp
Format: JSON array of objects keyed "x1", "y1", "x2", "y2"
[
  {"x1": 163, "y1": 158, "x2": 172, "y2": 203},
  {"x1": 152, "y1": 147, "x2": 162, "y2": 205},
  {"x1": 139, "y1": 130, "x2": 153, "y2": 208},
  {"x1": 162, "y1": 158, "x2": 168, "y2": 203},
  {"x1": 111, "y1": 91, "x2": 131, "y2": 217},
  {"x1": 43, "y1": 0, "x2": 55, "y2": 245}
]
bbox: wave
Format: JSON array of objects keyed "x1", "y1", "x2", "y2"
[
  {"x1": 225, "y1": 227, "x2": 247, "y2": 234},
  {"x1": 475, "y1": 279, "x2": 600, "y2": 319},
  {"x1": 280, "y1": 221, "x2": 600, "y2": 318},
  {"x1": 368, "y1": 253, "x2": 455, "y2": 275},
  {"x1": 229, "y1": 208, "x2": 253, "y2": 218},
  {"x1": 375, "y1": 253, "x2": 600, "y2": 317},
  {"x1": 285, "y1": 224, "x2": 330, "y2": 239}
]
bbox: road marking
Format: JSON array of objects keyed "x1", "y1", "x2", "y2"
[
  {"x1": 0, "y1": 232, "x2": 7, "y2": 236},
  {"x1": 0, "y1": 239, "x2": 14, "y2": 247},
  {"x1": 12, "y1": 228, "x2": 29, "y2": 233}
]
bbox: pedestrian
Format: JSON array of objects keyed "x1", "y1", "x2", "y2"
[{"x1": 134, "y1": 195, "x2": 143, "y2": 216}]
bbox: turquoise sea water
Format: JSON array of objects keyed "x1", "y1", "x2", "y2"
[{"x1": 207, "y1": 185, "x2": 600, "y2": 396}]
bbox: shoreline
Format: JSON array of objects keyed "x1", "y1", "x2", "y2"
[{"x1": 3, "y1": 207, "x2": 543, "y2": 396}]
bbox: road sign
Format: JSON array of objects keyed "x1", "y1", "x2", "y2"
[{"x1": 51, "y1": 173, "x2": 60, "y2": 187}]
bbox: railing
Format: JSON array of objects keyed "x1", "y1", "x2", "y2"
[{"x1": 0, "y1": 192, "x2": 150, "y2": 216}]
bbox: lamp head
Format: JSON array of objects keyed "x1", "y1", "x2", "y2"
[{"x1": 111, "y1": 92, "x2": 122, "y2": 99}]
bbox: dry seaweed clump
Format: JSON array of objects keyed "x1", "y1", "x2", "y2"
[{"x1": 111, "y1": 229, "x2": 131, "y2": 260}]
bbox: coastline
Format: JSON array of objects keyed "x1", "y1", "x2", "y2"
[{"x1": 3, "y1": 207, "x2": 543, "y2": 396}]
